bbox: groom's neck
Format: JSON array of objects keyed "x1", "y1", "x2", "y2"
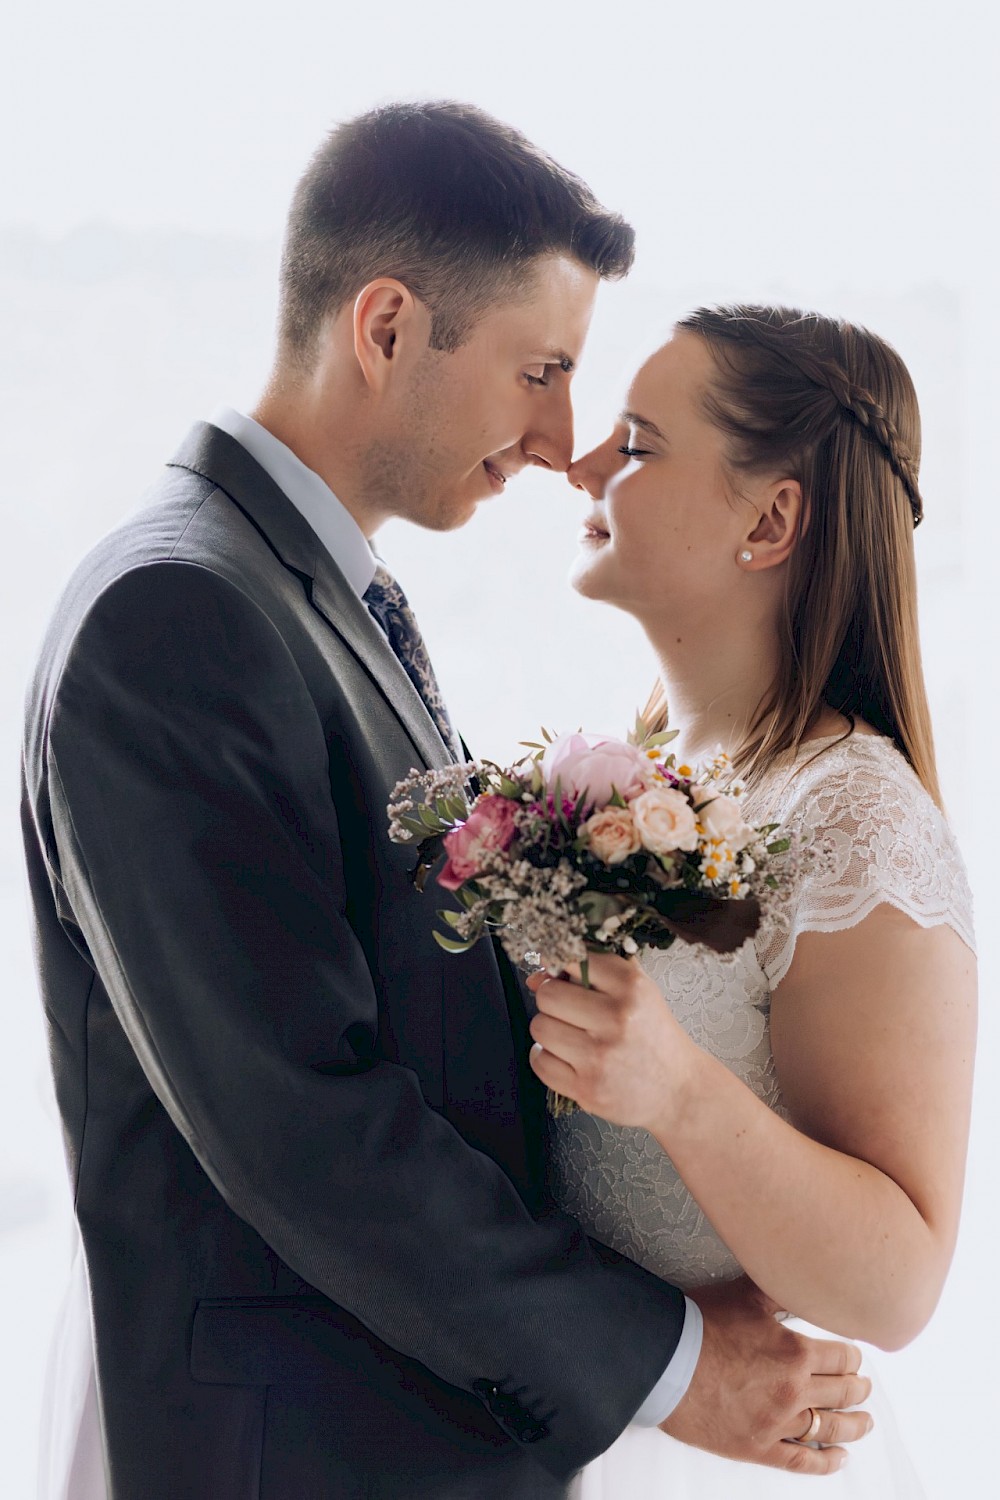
[{"x1": 251, "y1": 368, "x2": 386, "y2": 539}]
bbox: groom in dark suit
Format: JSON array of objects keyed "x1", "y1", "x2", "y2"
[{"x1": 21, "y1": 102, "x2": 869, "y2": 1497}]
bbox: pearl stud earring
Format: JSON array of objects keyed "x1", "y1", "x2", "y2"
[{"x1": 739, "y1": 550, "x2": 753, "y2": 564}]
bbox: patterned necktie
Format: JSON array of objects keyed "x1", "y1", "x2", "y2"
[{"x1": 363, "y1": 564, "x2": 459, "y2": 760}]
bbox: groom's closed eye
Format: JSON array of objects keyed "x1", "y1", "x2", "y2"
[{"x1": 524, "y1": 353, "x2": 576, "y2": 387}]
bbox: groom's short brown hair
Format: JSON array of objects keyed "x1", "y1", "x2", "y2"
[{"x1": 278, "y1": 100, "x2": 634, "y2": 363}]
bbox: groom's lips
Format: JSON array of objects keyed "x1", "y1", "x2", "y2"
[{"x1": 483, "y1": 460, "x2": 508, "y2": 494}]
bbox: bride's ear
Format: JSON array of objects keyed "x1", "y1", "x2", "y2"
[{"x1": 743, "y1": 480, "x2": 806, "y2": 570}]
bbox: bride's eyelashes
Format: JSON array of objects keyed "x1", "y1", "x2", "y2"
[{"x1": 617, "y1": 444, "x2": 653, "y2": 460}]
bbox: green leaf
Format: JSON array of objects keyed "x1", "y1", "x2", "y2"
[
  {"x1": 416, "y1": 803, "x2": 446, "y2": 831},
  {"x1": 433, "y1": 930, "x2": 479, "y2": 955},
  {"x1": 395, "y1": 815, "x2": 430, "y2": 840},
  {"x1": 766, "y1": 838, "x2": 791, "y2": 854},
  {"x1": 498, "y1": 776, "x2": 522, "y2": 799},
  {"x1": 608, "y1": 786, "x2": 628, "y2": 809},
  {"x1": 578, "y1": 890, "x2": 626, "y2": 925},
  {"x1": 630, "y1": 709, "x2": 678, "y2": 751},
  {"x1": 439, "y1": 908, "x2": 468, "y2": 930},
  {"x1": 641, "y1": 731, "x2": 678, "y2": 753}
]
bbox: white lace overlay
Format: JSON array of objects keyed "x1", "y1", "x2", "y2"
[{"x1": 547, "y1": 734, "x2": 975, "y2": 1290}]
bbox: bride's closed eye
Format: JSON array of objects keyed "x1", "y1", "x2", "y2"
[{"x1": 617, "y1": 444, "x2": 653, "y2": 460}]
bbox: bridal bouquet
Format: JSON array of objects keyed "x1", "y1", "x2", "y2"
[{"x1": 388, "y1": 718, "x2": 791, "y2": 1111}]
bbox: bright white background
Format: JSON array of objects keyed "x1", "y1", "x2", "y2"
[{"x1": 1, "y1": 2, "x2": 997, "y2": 1495}]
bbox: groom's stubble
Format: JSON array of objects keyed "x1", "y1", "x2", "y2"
[{"x1": 357, "y1": 345, "x2": 470, "y2": 533}]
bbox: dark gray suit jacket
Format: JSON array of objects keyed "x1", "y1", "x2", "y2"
[{"x1": 20, "y1": 423, "x2": 686, "y2": 1498}]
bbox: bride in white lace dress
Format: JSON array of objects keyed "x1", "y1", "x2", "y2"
[{"x1": 528, "y1": 305, "x2": 977, "y2": 1495}]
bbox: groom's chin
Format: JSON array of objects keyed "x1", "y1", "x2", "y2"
[{"x1": 414, "y1": 495, "x2": 482, "y2": 533}]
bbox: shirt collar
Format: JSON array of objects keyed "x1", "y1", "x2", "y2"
[{"x1": 208, "y1": 406, "x2": 378, "y2": 598}]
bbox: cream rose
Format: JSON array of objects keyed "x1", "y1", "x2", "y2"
[
  {"x1": 630, "y1": 787, "x2": 699, "y2": 855},
  {"x1": 698, "y1": 792, "x2": 756, "y2": 850},
  {"x1": 581, "y1": 806, "x2": 642, "y2": 866}
]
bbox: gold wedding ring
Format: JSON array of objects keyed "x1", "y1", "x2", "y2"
[{"x1": 794, "y1": 1407, "x2": 823, "y2": 1443}]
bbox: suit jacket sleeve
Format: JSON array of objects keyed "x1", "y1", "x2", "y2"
[{"x1": 42, "y1": 558, "x2": 686, "y2": 1477}]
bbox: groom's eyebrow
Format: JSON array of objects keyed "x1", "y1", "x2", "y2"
[{"x1": 621, "y1": 410, "x2": 666, "y2": 440}]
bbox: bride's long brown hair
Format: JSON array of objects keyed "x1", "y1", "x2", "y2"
[{"x1": 641, "y1": 305, "x2": 942, "y2": 808}]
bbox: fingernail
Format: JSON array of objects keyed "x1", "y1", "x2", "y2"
[{"x1": 835, "y1": 1454, "x2": 849, "y2": 1470}]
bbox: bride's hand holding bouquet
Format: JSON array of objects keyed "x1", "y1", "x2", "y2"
[{"x1": 525, "y1": 949, "x2": 704, "y2": 1130}]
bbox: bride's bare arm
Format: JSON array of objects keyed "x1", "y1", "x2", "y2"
[{"x1": 527, "y1": 912, "x2": 976, "y2": 1350}]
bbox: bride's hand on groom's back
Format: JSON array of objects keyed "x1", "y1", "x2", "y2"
[{"x1": 664, "y1": 1277, "x2": 873, "y2": 1474}]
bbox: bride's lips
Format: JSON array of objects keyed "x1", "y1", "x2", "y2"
[
  {"x1": 483, "y1": 460, "x2": 508, "y2": 494},
  {"x1": 579, "y1": 513, "x2": 610, "y2": 544}
]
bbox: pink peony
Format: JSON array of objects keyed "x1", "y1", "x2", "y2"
[
  {"x1": 540, "y1": 732, "x2": 651, "y2": 810},
  {"x1": 630, "y1": 787, "x2": 700, "y2": 855},
  {"x1": 581, "y1": 806, "x2": 642, "y2": 865},
  {"x1": 437, "y1": 795, "x2": 519, "y2": 890}
]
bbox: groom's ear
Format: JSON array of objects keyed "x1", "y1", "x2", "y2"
[
  {"x1": 744, "y1": 479, "x2": 806, "y2": 569},
  {"x1": 352, "y1": 279, "x2": 431, "y2": 394}
]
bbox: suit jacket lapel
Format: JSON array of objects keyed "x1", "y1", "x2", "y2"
[
  {"x1": 168, "y1": 422, "x2": 453, "y2": 772},
  {"x1": 308, "y1": 558, "x2": 452, "y2": 771}
]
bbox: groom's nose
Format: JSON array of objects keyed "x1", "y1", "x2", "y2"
[{"x1": 522, "y1": 384, "x2": 575, "y2": 473}]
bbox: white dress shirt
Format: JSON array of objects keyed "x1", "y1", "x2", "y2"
[{"x1": 210, "y1": 408, "x2": 704, "y2": 1429}]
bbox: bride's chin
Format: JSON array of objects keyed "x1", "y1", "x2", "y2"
[
  {"x1": 568, "y1": 565, "x2": 607, "y2": 602},
  {"x1": 569, "y1": 548, "x2": 613, "y2": 601}
]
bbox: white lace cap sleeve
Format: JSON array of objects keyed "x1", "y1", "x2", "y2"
[{"x1": 757, "y1": 736, "x2": 976, "y2": 991}]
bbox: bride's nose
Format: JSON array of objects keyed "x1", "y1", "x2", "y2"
[{"x1": 566, "y1": 440, "x2": 610, "y2": 500}]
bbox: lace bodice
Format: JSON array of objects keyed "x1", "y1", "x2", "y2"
[{"x1": 546, "y1": 733, "x2": 975, "y2": 1290}]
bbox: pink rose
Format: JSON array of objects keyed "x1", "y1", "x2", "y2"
[
  {"x1": 541, "y1": 732, "x2": 651, "y2": 810},
  {"x1": 581, "y1": 806, "x2": 642, "y2": 865},
  {"x1": 438, "y1": 795, "x2": 519, "y2": 890},
  {"x1": 630, "y1": 787, "x2": 699, "y2": 855},
  {"x1": 697, "y1": 792, "x2": 756, "y2": 851}
]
